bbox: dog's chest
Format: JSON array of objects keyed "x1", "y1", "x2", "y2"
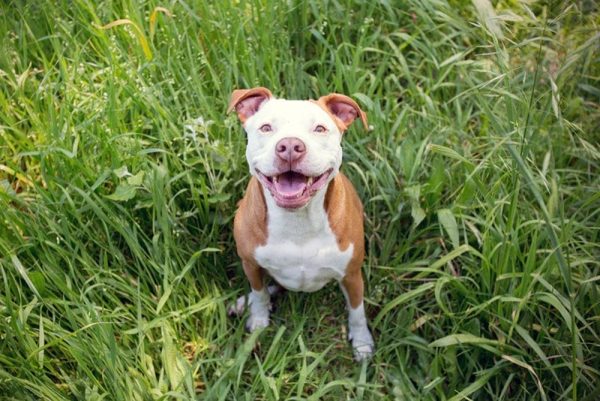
[{"x1": 254, "y1": 208, "x2": 353, "y2": 292}]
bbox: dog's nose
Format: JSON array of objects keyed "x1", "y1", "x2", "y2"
[{"x1": 275, "y1": 137, "x2": 306, "y2": 163}]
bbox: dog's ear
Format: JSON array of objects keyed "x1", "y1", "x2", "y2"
[
  {"x1": 228, "y1": 87, "x2": 273, "y2": 123},
  {"x1": 315, "y1": 93, "x2": 368, "y2": 132}
]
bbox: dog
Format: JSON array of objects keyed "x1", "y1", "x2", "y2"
[{"x1": 227, "y1": 87, "x2": 374, "y2": 360}]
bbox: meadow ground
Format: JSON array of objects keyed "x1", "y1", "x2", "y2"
[{"x1": 1, "y1": 1, "x2": 599, "y2": 400}]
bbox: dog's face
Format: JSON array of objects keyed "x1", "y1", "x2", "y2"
[
  {"x1": 244, "y1": 99, "x2": 343, "y2": 209},
  {"x1": 229, "y1": 87, "x2": 367, "y2": 209}
]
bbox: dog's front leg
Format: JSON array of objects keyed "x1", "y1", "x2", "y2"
[
  {"x1": 340, "y1": 270, "x2": 374, "y2": 361},
  {"x1": 241, "y1": 260, "x2": 271, "y2": 331}
]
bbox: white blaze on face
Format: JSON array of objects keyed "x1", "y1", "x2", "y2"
[{"x1": 243, "y1": 99, "x2": 343, "y2": 180}]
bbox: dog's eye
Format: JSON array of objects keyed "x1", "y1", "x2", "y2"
[
  {"x1": 314, "y1": 125, "x2": 327, "y2": 134},
  {"x1": 259, "y1": 124, "x2": 272, "y2": 133}
]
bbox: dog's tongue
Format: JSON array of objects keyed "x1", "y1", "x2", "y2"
[{"x1": 275, "y1": 171, "x2": 307, "y2": 196}]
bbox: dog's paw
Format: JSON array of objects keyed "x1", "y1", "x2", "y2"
[
  {"x1": 246, "y1": 314, "x2": 270, "y2": 332},
  {"x1": 228, "y1": 286, "x2": 281, "y2": 318},
  {"x1": 228, "y1": 295, "x2": 247, "y2": 317},
  {"x1": 352, "y1": 341, "x2": 374, "y2": 361},
  {"x1": 349, "y1": 327, "x2": 374, "y2": 361}
]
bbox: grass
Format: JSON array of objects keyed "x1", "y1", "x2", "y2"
[{"x1": 0, "y1": 0, "x2": 599, "y2": 399}]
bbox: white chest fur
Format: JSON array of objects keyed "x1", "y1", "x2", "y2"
[{"x1": 254, "y1": 189, "x2": 353, "y2": 292}]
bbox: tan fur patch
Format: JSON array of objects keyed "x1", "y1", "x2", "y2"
[
  {"x1": 324, "y1": 173, "x2": 366, "y2": 308},
  {"x1": 233, "y1": 177, "x2": 269, "y2": 262}
]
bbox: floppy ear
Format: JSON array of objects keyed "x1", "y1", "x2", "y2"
[
  {"x1": 227, "y1": 87, "x2": 273, "y2": 124},
  {"x1": 315, "y1": 93, "x2": 368, "y2": 132}
]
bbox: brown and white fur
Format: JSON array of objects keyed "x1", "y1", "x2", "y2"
[{"x1": 227, "y1": 87, "x2": 374, "y2": 360}]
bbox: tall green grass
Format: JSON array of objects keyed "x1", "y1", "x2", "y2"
[{"x1": 1, "y1": 0, "x2": 598, "y2": 400}]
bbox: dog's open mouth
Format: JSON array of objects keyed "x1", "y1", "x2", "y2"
[{"x1": 256, "y1": 168, "x2": 333, "y2": 209}]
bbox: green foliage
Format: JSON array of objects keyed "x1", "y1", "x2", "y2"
[{"x1": 1, "y1": 0, "x2": 598, "y2": 400}]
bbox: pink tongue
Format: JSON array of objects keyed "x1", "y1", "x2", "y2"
[{"x1": 274, "y1": 172, "x2": 307, "y2": 195}]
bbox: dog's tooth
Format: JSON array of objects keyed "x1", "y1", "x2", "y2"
[
  {"x1": 307, "y1": 177, "x2": 313, "y2": 186},
  {"x1": 273, "y1": 175, "x2": 279, "y2": 183}
]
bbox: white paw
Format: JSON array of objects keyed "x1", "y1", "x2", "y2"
[
  {"x1": 228, "y1": 286, "x2": 280, "y2": 317},
  {"x1": 241, "y1": 288, "x2": 271, "y2": 332},
  {"x1": 228, "y1": 294, "x2": 247, "y2": 317},
  {"x1": 246, "y1": 314, "x2": 269, "y2": 332},
  {"x1": 349, "y1": 327, "x2": 374, "y2": 361}
]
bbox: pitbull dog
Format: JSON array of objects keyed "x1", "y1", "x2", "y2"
[{"x1": 227, "y1": 87, "x2": 374, "y2": 360}]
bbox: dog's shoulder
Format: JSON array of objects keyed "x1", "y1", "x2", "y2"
[
  {"x1": 234, "y1": 177, "x2": 268, "y2": 261},
  {"x1": 324, "y1": 172, "x2": 364, "y2": 260}
]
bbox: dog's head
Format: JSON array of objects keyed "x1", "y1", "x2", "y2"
[{"x1": 229, "y1": 87, "x2": 367, "y2": 209}]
